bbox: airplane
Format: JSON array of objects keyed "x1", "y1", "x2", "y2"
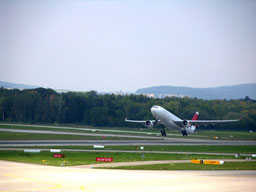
[{"x1": 125, "y1": 105, "x2": 239, "y2": 136}]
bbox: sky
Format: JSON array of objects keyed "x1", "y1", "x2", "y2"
[{"x1": 1, "y1": 0, "x2": 256, "y2": 92}]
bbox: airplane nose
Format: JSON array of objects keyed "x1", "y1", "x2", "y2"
[
  {"x1": 151, "y1": 106, "x2": 158, "y2": 117},
  {"x1": 151, "y1": 107, "x2": 155, "y2": 114}
]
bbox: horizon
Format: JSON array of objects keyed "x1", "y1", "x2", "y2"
[{"x1": 1, "y1": 80, "x2": 255, "y2": 93}]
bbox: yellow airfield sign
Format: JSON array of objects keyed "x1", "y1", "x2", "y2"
[
  {"x1": 191, "y1": 159, "x2": 201, "y2": 164},
  {"x1": 191, "y1": 159, "x2": 224, "y2": 165}
]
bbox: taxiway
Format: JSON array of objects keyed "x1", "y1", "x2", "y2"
[{"x1": 1, "y1": 138, "x2": 256, "y2": 147}]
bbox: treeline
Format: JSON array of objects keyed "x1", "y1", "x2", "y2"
[{"x1": 0, "y1": 88, "x2": 256, "y2": 130}]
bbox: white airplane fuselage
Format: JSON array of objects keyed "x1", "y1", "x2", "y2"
[{"x1": 151, "y1": 105, "x2": 196, "y2": 134}]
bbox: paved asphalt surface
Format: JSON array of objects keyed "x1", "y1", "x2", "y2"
[
  {"x1": 1, "y1": 160, "x2": 256, "y2": 192},
  {"x1": 1, "y1": 138, "x2": 256, "y2": 146},
  {"x1": 0, "y1": 123, "x2": 172, "y2": 136},
  {"x1": 1, "y1": 127, "x2": 256, "y2": 146},
  {"x1": 0, "y1": 128, "x2": 162, "y2": 139}
]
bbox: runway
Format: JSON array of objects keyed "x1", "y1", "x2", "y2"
[
  {"x1": 1, "y1": 125, "x2": 256, "y2": 147},
  {"x1": 0, "y1": 128, "x2": 162, "y2": 140},
  {"x1": 0, "y1": 123, "x2": 170, "y2": 136},
  {"x1": 1, "y1": 160, "x2": 255, "y2": 192}
]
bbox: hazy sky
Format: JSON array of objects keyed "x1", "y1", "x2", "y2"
[{"x1": 1, "y1": 0, "x2": 256, "y2": 92}]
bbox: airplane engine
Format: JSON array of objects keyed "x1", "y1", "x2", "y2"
[
  {"x1": 185, "y1": 125, "x2": 196, "y2": 134},
  {"x1": 145, "y1": 120, "x2": 154, "y2": 128},
  {"x1": 182, "y1": 120, "x2": 189, "y2": 127}
]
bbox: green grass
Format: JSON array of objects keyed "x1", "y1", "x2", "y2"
[
  {"x1": 0, "y1": 150, "x2": 241, "y2": 166},
  {"x1": 0, "y1": 124, "x2": 93, "y2": 133},
  {"x1": 196, "y1": 130, "x2": 256, "y2": 140},
  {"x1": 110, "y1": 162, "x2": 256, "y2": 170},
  {"x1": 0, "y1": 132, "x2": 136, "y2": 140},
  {"x1": 103, "y1": 145, "x2": 256, "y2": 154},
  {"x1": 3, "y1": 145, "x2": 256, "y2": 154},
  {"x1": 0, "y1": 124, "x2": 129, "y2": 133}
]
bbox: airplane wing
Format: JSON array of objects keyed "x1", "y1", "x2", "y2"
[
  {"x1": 174, "y1": 119, "x2": 239, "y2": 126},
  {"x1": 189, "y1": 120, "x2": 239, "y2": 123},
  {"x1": 125, "y1": 118, "x2": 156, "y2": 123}
]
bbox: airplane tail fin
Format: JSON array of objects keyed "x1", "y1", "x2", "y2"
[{"x1": 192, "y1": 112, "x2": 199, "y2": 120}]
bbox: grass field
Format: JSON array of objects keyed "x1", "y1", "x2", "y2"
[
  {"x1": 0, "y1": 132, "x2": 137, "y2": 140},
  {"x1": 108, "y1": 162, "x2": 256, "y2": 170},
  {"x1": 69, "y1": 145, "x2": 256, "y2": 154},
  {"x1": 197, "y1": 130, "x2": 256, "y2": 140},
  {"x1": 0, "y1": 150, "x2": 243, "y2": 167},
  {"x1": 3, "y1": 145, "x2": 256, "y2": 154}
]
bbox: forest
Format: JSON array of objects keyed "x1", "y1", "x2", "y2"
[{"x1": 0, "y1": 87, "x2": 255, "y2": 131}]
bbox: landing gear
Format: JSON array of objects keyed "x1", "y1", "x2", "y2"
[
  {"x1": 181, "y1": 130, "x2": 187, "y2": 136},
  {"x1": 160, "y1": 129, "x2": 167, "y2": 136}
]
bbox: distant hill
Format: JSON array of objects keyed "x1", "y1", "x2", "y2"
[
  {"x1": 136, "y1": 84, "x2": 256, "y2": 100},
  {"x1": 0, "y1": 81, "x2": 38, "y2": 89}
]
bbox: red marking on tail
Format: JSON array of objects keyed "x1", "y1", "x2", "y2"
[{"x1": 192, "y1": 112, "x2": 199, "y2": 120}]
